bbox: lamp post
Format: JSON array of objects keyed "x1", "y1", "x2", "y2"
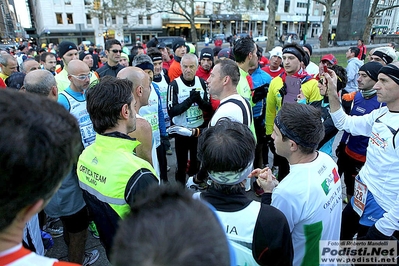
[
  {"x1": 103, "y1": 26, "x2": 108, "y2": 41},
  {"x1": 303, "y1": 0, "x2": 310, "y2": 44}
]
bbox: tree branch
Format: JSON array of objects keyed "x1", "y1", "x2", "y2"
[{"x1": 376, "y1": 4, "x2": 399, "y2": 14}]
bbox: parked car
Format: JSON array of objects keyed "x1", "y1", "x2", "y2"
[
  {"x1": 155, "y1": 36, "x2": 185, "y2": 48},
  {"x1": 254, "y1": 35, "x2": 267, "y2": 42},
  {"x1": 237, "y1": 33, "x2": 250, "y2": 39}
]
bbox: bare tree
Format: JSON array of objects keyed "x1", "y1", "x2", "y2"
[
  {"x1": 266, "y1": 0, "x2": 277, "y2": 51},
  {"x1": 363, "y1": 0, "x2": 399, "y2": 43},
  {"x1": 314, "y1": 0, "x2": 338, "y2": 48}
]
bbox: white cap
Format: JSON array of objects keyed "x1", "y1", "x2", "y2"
[{"x1": 269, "y1": 46, "x2": 283, "y2": 59}]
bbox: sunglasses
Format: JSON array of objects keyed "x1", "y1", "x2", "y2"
[
  {"x1": 70, "y1": 73, "x2": 92, "y2": 80},
  {"x1": 111, "y1": 49, "x2": 122, "y2": 54}
]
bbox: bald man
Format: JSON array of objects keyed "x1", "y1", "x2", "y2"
[
  {"x1": 20, "y1": 58, "x2": 40, "y2": 74},
  {"x1": 46, "y1": 59, "x2": 99, "y2": 265},
  {"x1": 22, "y1": 69, "x2": 58, "y2": 101},
  {"x1": 117, "y1": 67, "x2": 156, "y2": 171}
]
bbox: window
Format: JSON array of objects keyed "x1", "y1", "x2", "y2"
[
  {"x1": 284, "y1": 0, "x2": 290, "y2": 12},
  {"x1": 64, "y1": 0, "x2": 71, "y2": 5},
  {"x1": 56, "y1": 13, "x2": 63, "y2": 24},
  {"x1": 123, "y1": 16, "x2": 127, "y2": 24},
  {"x1": 146, "y1": 16, "x2": 151, "y2": 25},
  {"x1": 112, "y1": 15, "x2": 116, "y2": 24},
  {"x1": 297, "y1": 2, "x2": 307, "y2": 8},
  {"x1": 86, "y1": 14, "x2": 91, "y2": 25},
  {"x1": 138, "y1": 15, "x2": 143, "y2": 24},
  {"x1": 67, "y1": 13, "x2": 73, "y2": 24}
]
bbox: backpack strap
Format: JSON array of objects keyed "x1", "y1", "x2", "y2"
[{"x1": 218, "y1": 98, "x2": 252, "y2": 126}]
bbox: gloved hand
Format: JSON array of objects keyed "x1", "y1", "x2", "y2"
[
  {"x1": 335, "y1": 142, "x2": 346, "y2": 158},
  {"x1": 190, "y1": 90, "x2": 202, "y2": 103},
  {"x1": 357, "y1": 224, "x2": 392, "y2": 240},
  {"x1": 166, "y1": 125, "x2": 193, "y2": 137},
  {"x1": 252, "y1": 84, "x2": 268, "y2": 103}
]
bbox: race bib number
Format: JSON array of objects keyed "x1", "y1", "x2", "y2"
[
  {"x1": 143, "y1": 113, "x2": 159, "y2": 132},
  {"x1": 353, "y1": 178, "x2": 368, "y2": 217},
  {"x1": 186, "y1": 105, "x2": 202, "y2": 124}
]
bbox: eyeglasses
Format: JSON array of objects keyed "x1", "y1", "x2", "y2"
[
  {"x1": 70, "y1": 73, "x2": 92, "y2": 80},
  {"x1": 111, "y1": 49, "x2": 122, "y2": 54}
]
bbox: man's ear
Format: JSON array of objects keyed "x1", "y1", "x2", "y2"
[
  {"x1": 289, "y1": 140, "x2": 298, "y2": 152},
  {"x1": 121, "y1": 103, "x2": 129, "y2": 120},
  {"x1": 136, "y1": 86, "x2": 142, "y2": 97}
]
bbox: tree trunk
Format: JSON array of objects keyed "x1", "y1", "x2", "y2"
[
  {"x1": 190, "y1": 21, "x2": 198, "y2": 43},
  {"x1": 266, "y1": 0, "x2": 276, "y2": 51},
  {"x1": 320, "y1": 4, "x2": 331, "y2": 48},
  {"x1": 362, "y1": 0, "x2": 378, "y2": 43}
]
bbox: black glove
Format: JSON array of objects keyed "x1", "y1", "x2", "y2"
[
  {"x1": 265, "y1": 134, "x2": 273, "y2": 144},
  {"x1": 252, "y1": 84, "x2": 269, "y2": 103},
  {"x1": 190, "y1": 90, "x2": 201, "y2": 103},
  {"x1": 335, "y1": 142, "x2": 346, "y2": 158},
  {"x1": 357, "y1": 224, "x2": 392, "y2": 240}
]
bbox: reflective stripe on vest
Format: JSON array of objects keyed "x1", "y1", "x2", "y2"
[{"x1": 79, "y1": 180, "x2": 127, "y2": 205}]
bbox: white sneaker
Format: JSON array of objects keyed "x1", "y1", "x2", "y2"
[
  {"x1": 186, "y1": 176, "x2": 200, "y2": 191},
  {"x1": 186, "y1": 176, "x2": 208, "y2": 191},
  {"x1": 83, "y1": 249, "x2": 99, "y2": 266}
]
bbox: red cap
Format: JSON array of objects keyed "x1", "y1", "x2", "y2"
[{"x1": 321, "y1": 54, "x2": 338, "y2": 65}]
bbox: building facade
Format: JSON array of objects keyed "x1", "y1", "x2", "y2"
[{"x1": 14, "y1": 0, "x2": 399, "y2": 47}]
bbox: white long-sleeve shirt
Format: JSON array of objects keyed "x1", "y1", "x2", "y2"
[{"x1": 331, "y1": 107, "x2": 399, "y2": 236}]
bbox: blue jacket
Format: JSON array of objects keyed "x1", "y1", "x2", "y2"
[{"x1": 250, "y1": 66, "x2": 271, "y2": 119}]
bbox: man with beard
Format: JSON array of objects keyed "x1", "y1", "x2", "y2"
[
  {"x1": 196, "y1": 47, "x2": 214, "y2": 80},
  {"x1": 41, "y1": 52, "x2": 57, "y2": 75},
  {"x1": 77, "y1": 76, "x2": 158, "y2": 256}
]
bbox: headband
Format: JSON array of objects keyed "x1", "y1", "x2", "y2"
[
  {"x1": 373, "y1": 51, "x2": 394, "y2": 64},
  {"x1": 275, "y1": 112, "x2": 317, "y2": 149},
  {"x1": 208, "y1": 163, "x2": 253, "y2": 185},
  {"x1": 282, "y1": 47, "x2": 303, "y2": 62},
  {"x1": 151, "y1": 56, "x2": 163, "y2": 62},
  {"x1": 379, "y1": 64, "x2": 399, "y2": 85}
]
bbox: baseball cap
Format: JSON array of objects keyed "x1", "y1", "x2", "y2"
[
  {"x1": 218, "y1": 48, "x2": 235, "y2": 60},
  {"x1": 321, "y1": 54, "x2": 338, "y2": 65}
]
